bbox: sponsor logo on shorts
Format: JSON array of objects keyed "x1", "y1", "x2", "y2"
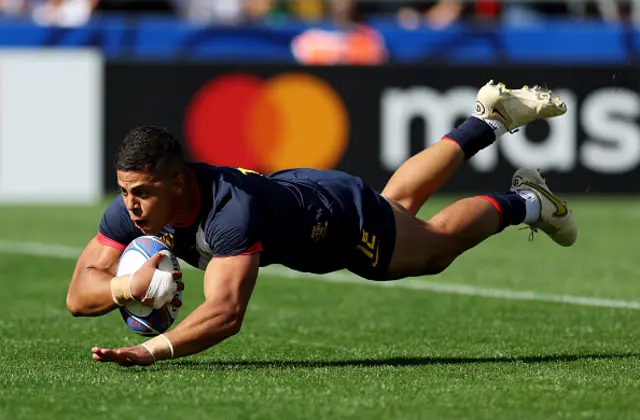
[{"x1": 311, "y1": 221, "x2": 329, "y2": 243}]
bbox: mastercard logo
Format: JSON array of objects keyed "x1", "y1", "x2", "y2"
[{"x1": 184, "y1": 73, "x2": 349, "y2": 173}]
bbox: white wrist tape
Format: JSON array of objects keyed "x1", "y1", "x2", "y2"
[
  {"x1": 111, "y1": 274, "x2": 134, "y2": 306},
  {"x1": 160, "y1": 334, "x2": 175, "y2": 359},
  {"x1": 145, "y1": 269, "x2": 178, "y2": 309},
  {"x1": 140, "y1": 343, "x2": 156, "y2": 363},
  {"x1": 143, "y1": 333, "x2": 175, "y2": 360}
]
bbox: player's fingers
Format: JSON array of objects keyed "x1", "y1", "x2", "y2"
[
  {"x1": 171, "y1": 297, "x2": 182, "y2": 307},
  {"x1": 92, "y1": 352, "x2": 116, "y2": 363},
  {"x1": 92, "y1": 347, "x2": 106, "y2": 361},
  {"x1": 149, "y1": 252, "x2": 166, "y2": 265},
  {"x1": 176, "y1": 281, "x2": 184, "y2": 291},
  {"x1": 140, "y1": 253, "x2": 166, "y2": 272},
  {"x1": 172, "y1": 271, "x2": 183, "y2": 281},
  {"x1": 140, "y1": 296, "x2": 155, "y2": 307},
  {"x1": 93, "y1": 348, "x2": 121, "y2": 363},
  {"x1": 92, "y1": 347, "x2": 108, "y2": 357}
]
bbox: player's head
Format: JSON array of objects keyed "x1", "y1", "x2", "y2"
[{"x1": 115, "y1": 126, "x2": 188, "y2": 235}]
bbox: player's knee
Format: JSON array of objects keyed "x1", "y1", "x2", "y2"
[{"x1": 386, "y1": 196, "x2": 420, "y2": 215}]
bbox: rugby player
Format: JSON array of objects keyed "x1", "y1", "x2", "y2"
[{"x1": 66, "y1": 81, "x2": 576, "y2": 366}]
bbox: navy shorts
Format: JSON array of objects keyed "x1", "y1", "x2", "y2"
[
  {"x1": 344, "y1": 185, "x2": 396, "y2": 281},
  {"x1": 269, "y1": 168, "x2": 397, "y2": 280},
  {"x1": 302, "y1": 170, "x2": 396, "y2": 280}
]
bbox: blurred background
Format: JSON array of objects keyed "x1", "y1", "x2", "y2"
[
  {"x1": 0, "y1": 0, "x2": 638, "y2": 203},
  {"x1": 4, "y1": 4, "x2": 640, "y2": 415}
]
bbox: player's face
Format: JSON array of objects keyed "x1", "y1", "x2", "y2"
[{"x1": 117, "y1": 170, "x2": 175, "y2": 235}]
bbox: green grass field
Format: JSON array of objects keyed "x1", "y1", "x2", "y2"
[{"x1": 2, "y1": 195, "x2": 640, "y2": 419}]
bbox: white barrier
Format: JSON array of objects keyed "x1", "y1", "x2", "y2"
[{"x1": 0, "y1": 49, "x2": 103, "y2": 203}]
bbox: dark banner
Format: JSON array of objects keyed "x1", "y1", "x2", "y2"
[{"x1": 105, "y1": 63, "x2": 640, "y2": 194}]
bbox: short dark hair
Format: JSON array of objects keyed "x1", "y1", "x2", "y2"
[{"x1": 115, "y1": 126, "x2": 185, "y2": 177}]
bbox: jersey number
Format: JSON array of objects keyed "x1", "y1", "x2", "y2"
[{"x1": 356, "y1": 230, "x2": 379, "y2": 267}]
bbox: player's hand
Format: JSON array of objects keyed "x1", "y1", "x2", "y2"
[
  {"x1": 129, "y1": 253, "x2": 183, "y2": 307},
  {"x1": 92, "y1": 345, "x2": 155, "y2": 366}
]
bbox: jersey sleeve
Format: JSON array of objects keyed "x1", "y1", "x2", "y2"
[
  {"x1": 204, "y1": 187, "x2": 263, "y2": 257},
  {"x1": 97, "y1": 196, "x2": 141, "y2": 251}
]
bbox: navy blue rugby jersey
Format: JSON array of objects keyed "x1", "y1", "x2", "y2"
[{"x1": 97, "y1": 163, "x2": 371, "y2": 274}]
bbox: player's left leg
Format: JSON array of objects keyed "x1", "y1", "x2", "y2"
[
  {"x1": 382, "y1": 81, "x2": 567, "y2": 215},
  {"x1": 383, "y1": 168, "x2": 577, "y2": 279}
]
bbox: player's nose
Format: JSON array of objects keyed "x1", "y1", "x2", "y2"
[{"x1": 124, "y1": 197, "x2": 141, "y2": 215}]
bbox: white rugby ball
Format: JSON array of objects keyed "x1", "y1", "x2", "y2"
[{"x1": 116, "y1": 236, "x2": 182, "y2": 336}]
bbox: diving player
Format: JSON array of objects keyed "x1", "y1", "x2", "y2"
[{"x1": 66, "y1": 81, "x2": 575, "y2": 366}]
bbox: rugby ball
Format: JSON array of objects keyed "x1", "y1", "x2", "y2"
[{"x1": 116, "y1": 236, "x2": 183, "y2": 337}]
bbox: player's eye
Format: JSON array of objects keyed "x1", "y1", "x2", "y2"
[
  {"x1": 135, "y1": 190, "x2": 149, "y2": 198},
  {"x1": 120, "y1": 188, "x2": 127, "y2": 196}
]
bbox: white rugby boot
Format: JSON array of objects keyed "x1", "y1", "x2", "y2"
[
  {"x1": 511, "y1": 168, "x2": 577, "y2": 247},
  {"x1": 474, "y1": 80, "x2": 567, "y2": 132}
]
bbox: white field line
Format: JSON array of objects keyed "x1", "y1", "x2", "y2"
[{"x1": 1, "y1": 239, "x2": 639, "y2": 310}]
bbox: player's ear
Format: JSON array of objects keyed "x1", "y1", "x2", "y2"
[{"x1": 172, "y1": 172, "x2": 187, "y2": 195}]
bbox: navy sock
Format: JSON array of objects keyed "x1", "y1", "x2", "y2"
[
  {"x1": 478, "y1": 192, "x2": 526, "y2": 232},
  {"x1": 444, "y1": 117, "x2": 497, "y2": 160}
]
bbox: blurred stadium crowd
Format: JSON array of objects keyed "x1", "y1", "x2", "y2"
[{"x1": 0, "y1": 0, "x2": 635, "y2": 29}]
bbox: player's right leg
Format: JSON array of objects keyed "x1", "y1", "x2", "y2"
[
  {"x1": 383, "y1": 167, "x2": 577, "y2": 279},
  {"x1": 382, "y1": 81, "x2": 567, "y2": 215}
]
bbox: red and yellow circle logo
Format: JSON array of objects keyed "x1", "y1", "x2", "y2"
[{"x1": 184, "y1": 73, "x2": 349, "y2": 173}]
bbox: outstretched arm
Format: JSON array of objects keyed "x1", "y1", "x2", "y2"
[{"x1": 92, "y1": 253, "x2": 260, "y2": 366}]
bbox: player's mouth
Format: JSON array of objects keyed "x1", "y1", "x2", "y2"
[{"x1": 132, "y1": 218, "x2": 147, "y2": 229}]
